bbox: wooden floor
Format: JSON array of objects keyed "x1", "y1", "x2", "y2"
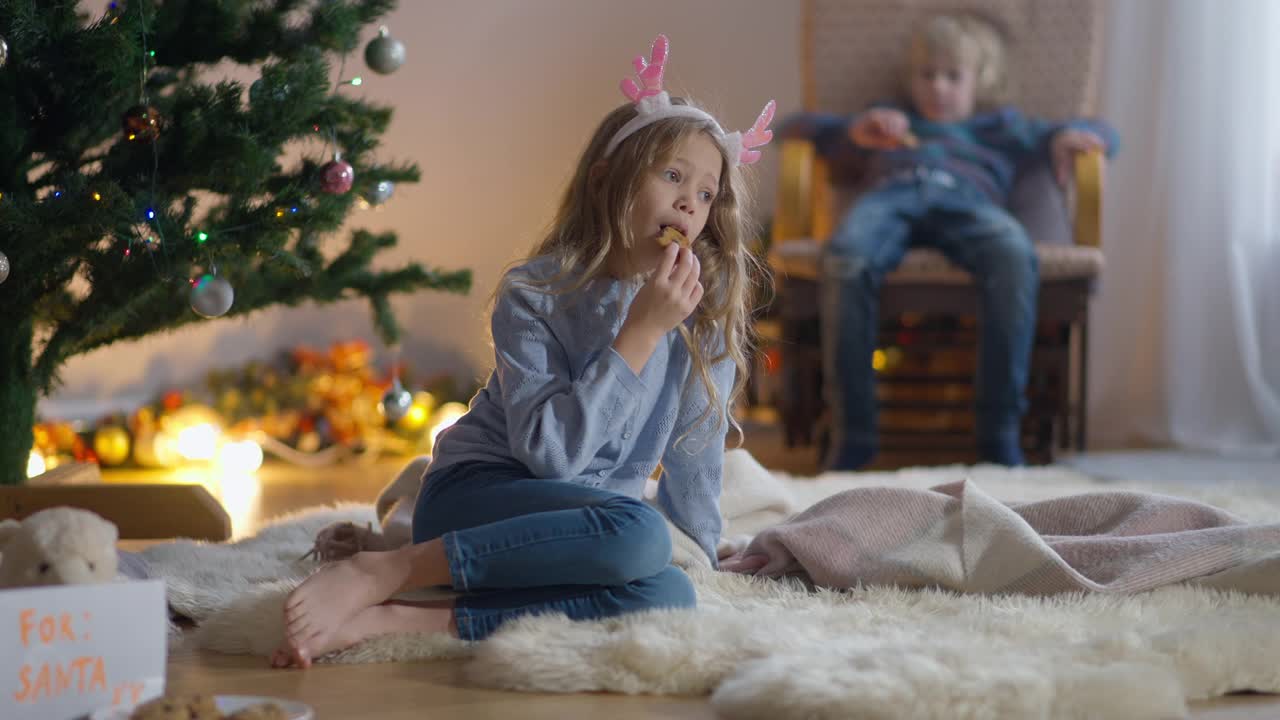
[
  {"x1": 106, "y1": 424, "x2": 1280, "y2": 719},
  {"x1": 167, "y1": 647, "x2": 715, "y2": 720},
  {"x1": 164, "y1": 644, "x2": 1280, "y2": 720}
]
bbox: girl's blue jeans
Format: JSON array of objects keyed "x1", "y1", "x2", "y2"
[
  {"x1": 821, "y1": 177, "x2": 1038, "y2": 470},
  {"x1": 411, "y1": 461, "x2": 696, "y2": 641}
]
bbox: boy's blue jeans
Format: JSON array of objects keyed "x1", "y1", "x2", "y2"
[
  {"x1": 412, "y1": 462, "x2": 696, "y2": 641},
  {"x1": 821, "y1": 177, "x2": 1038, "y2": 469}
]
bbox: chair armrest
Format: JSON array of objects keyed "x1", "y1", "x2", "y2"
[
  {"x1": 1072, "y1": 149, "x2": 1104, "y2": 247},
  {"x1": 771, "y1": 138, "x2": 833, "y2": 245}
]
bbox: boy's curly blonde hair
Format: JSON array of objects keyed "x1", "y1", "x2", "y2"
[{"x1": 907, "y1": 12, "x2": 1010, "y2": 110}]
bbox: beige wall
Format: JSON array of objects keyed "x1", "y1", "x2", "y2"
[{"x1": 43, "y1": 1, "x2": 803, "y2": 419}]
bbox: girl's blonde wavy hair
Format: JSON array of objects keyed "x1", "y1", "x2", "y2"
[
  {"x1": 511, "y1": 97, "x2": 767, "y2": 448},
  {"x1": 907, "y1": 11, "x2": 1010, "y2": 111}
]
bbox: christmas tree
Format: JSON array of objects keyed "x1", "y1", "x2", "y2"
[{"x1": 0, "y1": 0, "x2": 470, "y2": 486}]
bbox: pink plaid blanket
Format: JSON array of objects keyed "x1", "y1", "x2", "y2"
[{"x1": 733, "y1": 480, "x2": 1280, "y2": 595}]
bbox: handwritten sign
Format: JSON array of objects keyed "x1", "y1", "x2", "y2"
[{"x1": 1, "y1": 580, "x2": 166, "y2": 720}]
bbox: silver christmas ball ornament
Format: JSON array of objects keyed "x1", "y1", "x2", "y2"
[
  {"x1": 190, "y1": 274, "x2": 235, "y2": 318},
  {"x1": 0, "y1": 37, "x2": 8, "y2": 69},
  {"x1": 0, "y1": 251, "x2": 9, "y2": 284},
  {"x1": 367, "y1": 180, "x2": 395, "y2": 206},
  {"x1": 364, "y1": 26, "x2": 406, "y2": 74},
  {"x1": 249, "y1": 78, "x2": 290, "y2": 106},
  {"x1": 380, "y1": 379, "x2": 413, "y2": 424}
]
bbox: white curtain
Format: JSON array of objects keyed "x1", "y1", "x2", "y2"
[{"x1": 1090, "y1": 0, "x2": 1280, "y2": 455}]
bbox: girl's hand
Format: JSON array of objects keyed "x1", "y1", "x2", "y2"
[
  {"x1": 613, "y1": 244, "x2": 703, "y2": 373},
  {"x1": 850, "y1": 108, "x2": 911, "y2": 149},
  {"x1": 1051, "y1": 129, "x2": 1107, "y2": 187},
  {"x1": 629, "y1": 243, "x2": 703, "y2": 336},
  {"x1": 719, "y1": 552, "x2": 769, "y2": 574}
]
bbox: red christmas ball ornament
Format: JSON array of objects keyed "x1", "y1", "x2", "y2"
[
  {"x1": 122, "y1": 104, "x2": 164, "y2": 142},
  {"x1": 320, "y1": 157, "x2": 355, "y2": 194}
]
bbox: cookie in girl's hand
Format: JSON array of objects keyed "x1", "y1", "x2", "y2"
[{"x1": 657, "y1": 226, "x2": 690, "y2": 248}]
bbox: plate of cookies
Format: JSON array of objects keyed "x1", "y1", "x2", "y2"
[{"x1": 89, "y1": 693, "x2": 314, "y2": 720}]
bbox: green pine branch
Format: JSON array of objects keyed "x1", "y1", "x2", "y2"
[
  {"x1": 32, "y1": 230, "x2": 470, "y2": 392},
  {"x1": 0, "y1": 0, "x2": 470, "y2": 485}
]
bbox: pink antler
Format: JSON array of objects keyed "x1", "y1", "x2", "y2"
[
  {"x1": 737, "y1": 100, "x2": 777, "y2": 165},
  {"x1": 620, "y1": 34, "x2": 669, "y2": 102}
]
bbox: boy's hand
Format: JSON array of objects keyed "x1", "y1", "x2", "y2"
[
  {"x1": 1051, "y1": 129, "x2": 1107, "y2": 187},
  {"x1": 849, "y1": 108, "x2": 911, "y2": 149}
]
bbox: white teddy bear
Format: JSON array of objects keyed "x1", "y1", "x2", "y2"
[{"x1": 0, "y1": 507, "x2": 120, "y2": 588}]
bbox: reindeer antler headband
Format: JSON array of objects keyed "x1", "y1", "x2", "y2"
[{"x1": 604, "y1": 34, "x2": 776, "y2": 167}]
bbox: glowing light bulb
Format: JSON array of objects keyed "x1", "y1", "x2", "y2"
[
  {"x1": 176, "y1": 423, "x2": 220, "y2": 461},
  {"x1": 219, "y1": 440, "x2": 264, "y2": 473},
  {"x1": 428, "y1": 402, "x2": 468, "y2": 447},
  {"x1": 404, "y1": 403, "x2": 429, "y2": 429},
  {"x1": 26, "y1": 451, "x2": 46, "y2": 479},
  {"x1": 214, "y1": 471, "x2": 262, "y2": 538}
]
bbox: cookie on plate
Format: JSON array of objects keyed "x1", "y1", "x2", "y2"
[{"x1": 226, "y1": 703, "x2": 288, "y2": 720}]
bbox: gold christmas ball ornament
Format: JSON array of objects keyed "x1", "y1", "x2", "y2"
[
  {"x1": 132, "y1": 429, "x2": 164, "y2": 467},
  {"x1": 395, "y1": 391, "x2": 436, "y2": 433},
  {"x1": 296, "y1": 431, "x2": 322, "y2": 453},
  {"x1": 427, "y1": 402, "x2": 469, "y2": 447},
  {"x1": 93, "y1": 426, "x2": 131, "y2": 466}
]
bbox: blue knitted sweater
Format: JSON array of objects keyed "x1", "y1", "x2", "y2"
[{"x1": 425, "y1": 255, "x2": 732, "y2": 566}]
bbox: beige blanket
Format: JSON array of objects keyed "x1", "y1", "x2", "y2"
[
  {"x1": 321, "y1": 451, "x2": 1280, "y2": 596},
  {"x1": 734, "y1": 478, "x2": 1280, "y2": 595}
]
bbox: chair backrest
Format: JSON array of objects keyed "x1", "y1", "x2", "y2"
[{"x1": 803, "y1": 0, "x2": 1103, "y2": 118}]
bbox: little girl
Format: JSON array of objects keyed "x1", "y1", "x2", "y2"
[{"x1": 272, "y1": 34, "x2": 775, "y2": 668}]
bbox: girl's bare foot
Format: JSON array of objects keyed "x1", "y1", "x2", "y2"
[
  {"x1": 279, "y1": 540, "x2": 450, "y2": 667},
  {"x1": 271, "y1": 601, "x2": 456, "y2": 668}
]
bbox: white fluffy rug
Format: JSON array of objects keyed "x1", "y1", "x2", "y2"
[{"x1": 143, "y1": 461, "x2": 1280, "y2": 720}]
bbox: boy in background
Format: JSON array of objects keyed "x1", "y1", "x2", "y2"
[{"x1": 789, "y1": 12, "x2": 1117, "y2": 469}]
